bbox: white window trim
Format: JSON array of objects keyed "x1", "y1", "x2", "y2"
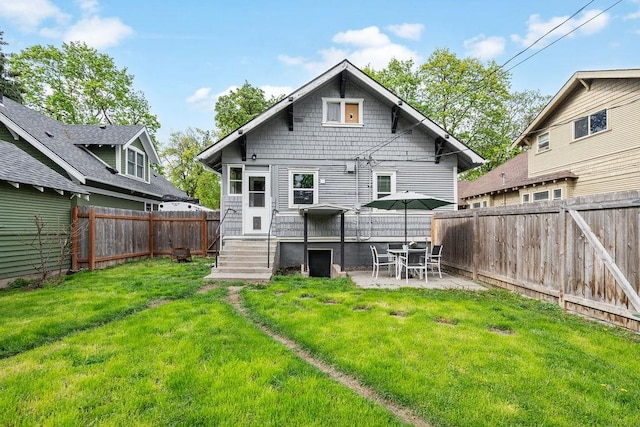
[
  {"x1": 322, "y1": 98, "x2": 364, "y2": 127},
  {"x1": 522, "y1": 193, "x2": 530, "y2": 203},
  {"x1": 288, "y1": 170, "x2": 319, "y2": 208},
  {"x1": 125, "y1": 146, "x2": 147, "y2": 182},
  {"x1": 573, "y1": 109, "x2": 608, "y2": 140},
  {"x1": 533, "y1": 190, "x2": 550, "y2": 202},
  {"x1": 537, "y1": 132, "x2": 549, "y2": 153},
  {"x1": 553, "y1": 188, "x2": 562, "y2": 200},
  {"x1": 227, "y1": 164, "x2": 244, "y2": 196},
  {"x1": 373, "y1": 170, "x2": 396, "y2": 200}
]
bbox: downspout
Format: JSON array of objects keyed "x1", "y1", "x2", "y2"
[{"x1": 355, "y1": 157, "x2": 360, "y2": 241}]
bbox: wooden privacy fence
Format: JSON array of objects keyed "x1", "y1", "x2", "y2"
[
  {"x1": 71, "y1": 206, "x2": 220, "y2": 271},
  {"x1": 433, "y1": 190, "x2": 640, "y2": 332}
]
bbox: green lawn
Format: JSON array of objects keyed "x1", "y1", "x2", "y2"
[
  {"x1": 242, "y1": 275, "x2": 640, "y2": 427},
  {"x1": 3, "y1": 260, "x2": 639, "y2": 426},
  {"x1": 0, "y1": 260, "x2": 404, "y2": 426}
]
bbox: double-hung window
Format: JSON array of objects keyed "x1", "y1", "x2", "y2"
[
  {"x1": 228, "y1": 166, "x2": 243, "y2": 195},
  {"x1": 322, "y1": 98, "x2": 363, "y2": 126},
  {"x1": 537, "y1": 132, "x2": 549, "y2": 152},
  {"x1": 574, "y1": 109, "x2": 607, "y2": 139},
  {"x1": 126, "y1": 147, "x2": 145, "y2": 180},
  {"x1": 373, "y1": 171, "x2": 396, "y2": 199},
  {"x1": 289, "y1": 170, "x2": 318, "y2": 207}
]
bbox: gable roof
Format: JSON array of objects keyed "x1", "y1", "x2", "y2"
[
  {"x1": 0, "y1": 97, "x2": 181, "y2": 199},
  {"x1": 197, "y1": 59, "x2": 484, "y2": 172},
  {"x1": 0, "y1": 139, "x2": 87, "y2": 194},
  {"x1": 512, "y1": 69, "x2": 640, "y2": 148},
  {"x1": 458, "y1": 152, "x2": 577, "y2": 201}
]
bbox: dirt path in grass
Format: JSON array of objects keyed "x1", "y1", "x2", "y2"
[{"x1": 225, "y1": 285, "x2": 431, "y2": 427}]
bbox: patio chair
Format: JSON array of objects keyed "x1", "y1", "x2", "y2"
[
  {"x1": 370, "y1": 245, "x2": 396, "y2": 280},
  {"x1": 425, "y1": 244, "x2": 443, "y2": 278},
  {"x1": 397, "y1": 246, "x2": 429, "y2": 284}
]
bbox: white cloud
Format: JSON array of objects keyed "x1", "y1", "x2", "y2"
[
  {"x1": 186, "y1": 87, "x2": 212, "y2": 104},
  {"x1": 333, "y1": 26, "x2": 391, "y2": 48},
  {"x1": 0, "y1": 0, "x2": 69, "y2": 31},
  {"x1": 261, "y1": 85, "x2": 294, "y2": 99},
  {"x1": 387, "y1": 23, "x2": 424, "y2": 40},
  {"x1": 624, "y1": 0, "x2": 640, "y2": 20},
  {"x1": 280, "y1": 25, "x2": 420, "y2": 74},
  {"x1": 464, "y1": 35, "x2": 505, "y2": 60},
  {"x1": 75, "y1": 0, "x2": 100, "y2": 14},
  {"x1": 63, "y1": 16, "x2": 134, "y2": 49},
  {"x1": 511, "y1": 10, "x2": 610, "y2": 48}
]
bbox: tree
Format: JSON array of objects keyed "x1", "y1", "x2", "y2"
[
  {"x1": 214, "y1": 81, "x2": 283, "y2": 137},
  {"x1": 9, "y1": 41, "x2": 160, "y2": 146},
  {"x1": 0, "y1": 30, "x2": 25, "y2": 102},
  {"x1": 161, "y1": 128, "x2": 220, "y2": 209},
  {"x1": 364, "y1": 50, "x2": 549, "y2": 178}
]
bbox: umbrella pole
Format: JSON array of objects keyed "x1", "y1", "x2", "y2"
[{"x1": 404, "y1": 203, "x2": 408, "y2": 246}]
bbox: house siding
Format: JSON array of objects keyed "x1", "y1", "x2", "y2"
[
  {"x1": 219, "y1": 78, "x2": 456, "y2": 244},
  {"x1": 0, "y1": 183, "x2": 73, "y2": 282},
  {"x1": 528, "y1": 78, "x2": 640, "y2": 197},
  {"x1": 89, "y1": 146, "x2": 117, "y2": 168}
]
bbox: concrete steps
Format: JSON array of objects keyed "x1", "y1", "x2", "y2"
[{"x1": 205, "y1": 238, "x2": 277, "y2": 283}]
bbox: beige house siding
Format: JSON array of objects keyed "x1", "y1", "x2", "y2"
[{"x1": 527, "y1": 78, "x2": 640, "y2": 197}]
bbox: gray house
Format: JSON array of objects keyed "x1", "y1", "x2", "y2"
[{"x1": 198, "y1": 60, "x2": 483, "y2": 280}]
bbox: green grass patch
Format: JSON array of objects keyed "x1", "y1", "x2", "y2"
[
  {"x1": 242, "y1": 275, "x2": 640, "y2": 427},
  {"x1": 0, "y1": 258, "x2": 209, "y2": 358},
  {"x1": 0, "y1": 287, "x2": 405, "y2": 426}
]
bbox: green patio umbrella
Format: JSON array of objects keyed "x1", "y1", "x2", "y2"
[{"x1": 363, "y1": 190, "x2": 454, "y2": 245}]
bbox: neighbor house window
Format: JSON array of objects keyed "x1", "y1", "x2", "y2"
[
  {"x1": 533, "y1": 190, "x2": 549, "y2": 201},
  {"x1": 126, "y1": 147, "x2": 145, "y2": 179},
  {"x1": 482, "y1": 201, "x2": 488, "y2": 208},
  {"x1": 574, "y1": 109, "x2": 607, "y2": 139},
  {"x1": 373, "y1": 171, "x2": 396, "y2": 199},
  {"x1": 537, "y1": 132, "x2": 549, "y2": 152},
  {"x1": 522, "y1": 193, "x2": 530, "y2": 203},
  {"x1": 553, "y1": 188, "x2": 562, "y2": 200},
  {"x1": 289, "y1": 170, "x2": 318, "y2": 206},
  {"x1": 228, "y1": 166, "x2": 243, "y2": 195},
  {"x1": 322, "y1": 98, "x2": 363, "y2": 126},
  {"x1": 472, "y1": 202, "x2": 481, "y2": 209}
]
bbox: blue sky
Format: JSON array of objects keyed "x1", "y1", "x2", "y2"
[{"x1": 1, "y1": 0, "x2": 640, "y2": 146}]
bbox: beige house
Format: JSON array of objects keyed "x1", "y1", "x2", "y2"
[{"x1": 461, "y1": 69, "x2": 640, "y2": 208}]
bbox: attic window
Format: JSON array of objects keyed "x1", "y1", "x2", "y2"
[
  {"x1": 322, "y1": 98, "x2": 363, "y2": 127},
  {"x1": 537, "y1": 132, "x2": 549, "y2": 152},
  {"x1": 126, "y1": 147, "x2": 145, "y2": 180}
]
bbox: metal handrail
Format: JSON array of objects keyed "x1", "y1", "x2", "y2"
[
  {"x1": 267, "y1": 208, "x2": 278, "y2": 268},
  {"x1": 214, "y1": 207, "x2": 236, "y2": 268}
]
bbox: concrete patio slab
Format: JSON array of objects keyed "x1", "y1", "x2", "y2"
[{"x1": 347, "y1": 269, "x2": 487, "y2": 291}]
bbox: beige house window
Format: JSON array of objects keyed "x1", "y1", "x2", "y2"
[
  {"x1": 533, "y1": 190, "x2": 550, "y2": 201},
  {"x1": 522, "y1": 193, "x2": 530, "y2": 203},
  {"x1": 537, "y1": 132, "x2": 549, "y2": 152},
  {"x1": 553, "y1": 188, "x2": 562, "y2": 200},
  {"x1": 574, "y1": 109, "x2": 607, "y2": 139}
]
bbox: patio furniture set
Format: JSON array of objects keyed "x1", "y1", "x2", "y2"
[{"x1": 370, "y1": 244, "x2": 443, "y2": 283}]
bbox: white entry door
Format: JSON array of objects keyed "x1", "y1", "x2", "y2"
[{"x1": 243, "y1": 171, "x2": 270, "y2": 234}]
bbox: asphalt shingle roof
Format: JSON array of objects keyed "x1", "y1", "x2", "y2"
[
  {"x1": 0, "y1": 139, "x2": 87, "y2": 194},
  {"x1": 0, "y1": 98, "x2": 185, "y2": 199},
  {"x1": 459, "y1": 152, "x2": 577, "y2": 200}
]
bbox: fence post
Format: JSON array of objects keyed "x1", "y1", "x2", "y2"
[
  {"x1": 88, "y1": 207, "x2": 96, "y2": 270},
  {"x1": 558, "y1": 207, "x2": 566, "y2": 308},
  {"x1": 201, "y1": 211, "x2": 208, "y2": 257},
  {"x1": 149, "y1": 212, "x2": 154, "y2": 258},
  {"x1": 472, "y1": 211, "x2": 479, "y2": 281},
  {"x1": 71, "y1": 206, "x2": 79, "y2": 271}
]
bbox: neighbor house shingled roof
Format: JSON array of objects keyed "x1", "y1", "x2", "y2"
[
  {"x1": 0, "y1": 97, "x2": 184, "y2": 199},
  {"x1": 459, "y1": 152, "x2": 577, "y2": 200},
  {"x1": 0, "y1": 139, "x2": 87, "y2": 194}
]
